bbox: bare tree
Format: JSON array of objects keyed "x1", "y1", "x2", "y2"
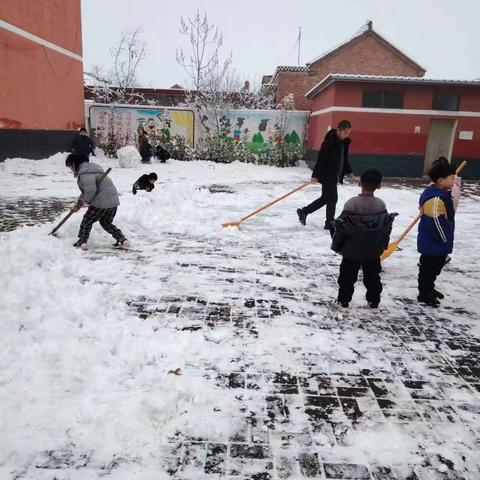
[
  {"x1": 176, "y1": 10, "x2": 231, "y2": 91},
  {"x1": 111, "y1": 28, "x2": 146, "y2": 90},
  {"x1": 85, "y1": 28, "x2": 147, "y2": 105},
  {"x1": 177, "y1": 11, "x2": 273, "y2": 140}
]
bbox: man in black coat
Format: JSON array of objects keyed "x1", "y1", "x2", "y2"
[
  {"x1": 297, "y1": 120, "x2": 353, "y2": 230},
  {"x1": 72, "y1": 127, "x2": 95, "y2": 158}
]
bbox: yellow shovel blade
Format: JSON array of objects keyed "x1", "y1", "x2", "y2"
[
  {"x1": 380, "y1": 240, "x2": 400, "y2": 261},
  {"x1": 222, "y1": 220, "x2": 241, "y2": 228}
]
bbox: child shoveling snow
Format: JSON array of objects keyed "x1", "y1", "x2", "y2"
[{"x1": 66, "y1": 154, "x2": 129, "y2": 251}]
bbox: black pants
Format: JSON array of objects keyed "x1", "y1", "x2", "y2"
[
  {"x1": 418, "y1": 254, "x2": 447, "y2": 296},
  {"x1": 338, "y1": 258, "x2": 382, "y2": 305},
  {"x1": 78, "y1": 206, "x2": 125, "y2": 243},
  {"x1": 302, "y1": 182, "x2": 338, "y2": 223}
]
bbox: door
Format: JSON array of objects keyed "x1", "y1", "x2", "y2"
[{"x1": 423, "y1": 119, "x2": 457, "y2": 173}]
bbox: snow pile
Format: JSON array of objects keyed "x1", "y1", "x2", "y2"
[{"x1": 117, "y1": 145, "x2": 141, "y2": 168}]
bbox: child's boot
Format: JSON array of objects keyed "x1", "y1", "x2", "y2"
[
  {"x1": 432, "y1": 289, "x2": 444, "y2": 299},
  {"x1": 113, "y1": 239, "x2": 130, "y2": 249},
  {"x1": 417, "y1": 293, "x2": 439, "y2": 308},
  {"x1": 73, "y1": 240, "x2": 89, "y2": 250}
]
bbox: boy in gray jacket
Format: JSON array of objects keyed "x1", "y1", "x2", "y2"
[
  {"x1": 331, "y1": 169, "x2": 396, "y2": 308},
  {"x1": 66, "y1": 154, "x2": 129, "y2": 250}
]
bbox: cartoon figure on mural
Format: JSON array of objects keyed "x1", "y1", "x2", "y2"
[
  {"x1": 219, "y1": 115, "x2": 232, "y2": 137},
  {"x1": 258, "y1": 119, "x2": 269, "y2": 132},
  {"x1": 158, "y1": 117, "x2": 172, "y2": 143},
  {"x1": 234, "y1": 118, "x2": 245, "y2": 142},
  {"x1": 145, "y1": 118, "x2": 157, "y2": 138}
]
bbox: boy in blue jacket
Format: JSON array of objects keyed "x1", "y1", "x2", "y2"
[{"x1": 417, "y1": 162, "x2": 458, "y2": 307}]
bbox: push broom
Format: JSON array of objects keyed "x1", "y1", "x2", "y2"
[
  {"x1": 380, "y1": 160, "x2": 467, "y2": 261},
  {"x1": 222, "y1": 179, "x2": 314, "y2": 228},
  {"x1": 49, "y1": 167, "x2": 112, "y2": 236}
]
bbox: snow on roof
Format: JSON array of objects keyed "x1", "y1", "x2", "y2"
[
  {"x1": 306, "y1": 21, "x2": 425, "y2": 74},
  {"x1": 305, "y1": 73, "x2": 480, "y2": 99},
  {"x1": 307, "y1": 23, "x2": 370, "y2": 66},
  {"x1": 271, "y1": 66, "x2": 310, "y2": 83}
]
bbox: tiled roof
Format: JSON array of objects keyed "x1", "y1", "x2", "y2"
[{"x1": 271, "y1": 66, "x2": 310, "y2": 83}]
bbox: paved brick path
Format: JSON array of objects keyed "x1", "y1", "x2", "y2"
[{"x1": 2, "y1": 175, "x2": 480, "y2": 479}]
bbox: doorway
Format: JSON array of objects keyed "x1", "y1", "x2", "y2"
[{"x1": 423, "y1": 119, "x2": 457, "y2": 174}]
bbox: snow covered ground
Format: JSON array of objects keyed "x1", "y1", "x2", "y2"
[{"x1": 1, "y1": 153, "x2": 479, "y2": 479}]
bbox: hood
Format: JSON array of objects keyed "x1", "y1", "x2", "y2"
[
  {"x1": 336, "y1": 211, "x2": 395, "y2": 232},
  {"x1": 77, "y1": 162, "x2": 105, "y2": 176}
]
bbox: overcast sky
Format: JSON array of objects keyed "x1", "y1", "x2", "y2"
[{"x1": 80, "y1": 0, "x2": 479, "y2": 88}]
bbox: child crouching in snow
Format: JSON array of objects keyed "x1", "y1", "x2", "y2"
[
  {"x1": 331, "y1": 169, "x2": 396, "y2": 309},
  {"x1": 417, "y1": 162, "x2": 460, "y2": 307},
  {"x1": 66, "y1": 153, "x2": 129, "y2": 251},
  {"x1": 132, "y1": 172, "x2": 158, "y2": 195}
]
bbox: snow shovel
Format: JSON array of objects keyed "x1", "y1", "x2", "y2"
[
  {"x1": 49, "y1": 167, "x2": 112, "y2": 236},
  {"x1": 222, "y1": 179, "x2": 314, "y2": 228},
  {"x1": 380, "y1": 160, "x2": 467, "y2": 261}
]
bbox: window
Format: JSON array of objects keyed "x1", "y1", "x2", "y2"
[
  {"x1": 362, "y1": 90, "x2": 403, "y2": 109},
  {"x1": 432, "y1": 93, "x2": 459, "y2": 111}
]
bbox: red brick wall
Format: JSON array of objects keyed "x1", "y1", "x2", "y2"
[
  {"x1": 321, "y1": 82, "x2": 480, "y2": 112},
  {"x1": 307, "y1": 112, "x2": 333, "y2": 150},
  {"x1": 0, "y1": 0, "x2": 84, "y2": 131},
  {"x1": 276, "y1": 32, "x2": 424, "y2": 112}
]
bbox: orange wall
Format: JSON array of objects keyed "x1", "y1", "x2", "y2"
[{"x1": 0, "y1": 0, "x2": 84, "y2": 130}]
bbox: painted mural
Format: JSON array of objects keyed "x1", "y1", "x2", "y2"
[
  {"x1": 220, "y1": 109, "x2": 309, "y2": 150},
  {"x1": 88, "y1": 104, "x2": 309, "y2": 150},
  {"x1": 88, "y1": 105, "x2": 195, "y2": 146}
]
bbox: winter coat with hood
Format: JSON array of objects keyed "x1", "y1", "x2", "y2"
[
  {"x1": 331, "y1": 209, "x2": 396, "y2": 262},
  {"x1": 417, "y1": 185, "x2": 455, "y2": 256},
  {"x1": 312, "y1": 129, "x2": 352, "y2": 185},
  {"x1": 76, "y1": 162, "x2": 119, "y2": 209},
  {"x1": 72, "y1": 133, "x2": 95, "y2": 156}
]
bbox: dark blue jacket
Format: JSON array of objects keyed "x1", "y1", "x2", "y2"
[
  {"x1": 417, "y1": 185, "x2": 455, "y2": 256},
  {"x1": 72, "y1": 133, "x2": 95, "y2": 156}
]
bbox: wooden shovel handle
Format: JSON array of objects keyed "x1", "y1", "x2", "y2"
[
  {"x1": 239, "y1": 179, "x2": 313, "y2": 223},
  {"x1": 455, "y1": 160, "x2": 467, "y2": 175}
]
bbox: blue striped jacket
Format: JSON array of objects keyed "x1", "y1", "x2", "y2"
[{"x1": 417, "y1": 185, "x2": 455, "y2": 256}]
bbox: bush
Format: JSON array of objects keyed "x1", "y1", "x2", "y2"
[
  {"x1": 195, "y1": 137, "x2": 255, "y2": 164},
  {"x1": 159, "y1": 135, "x2": 194, "y2": 161},
  {"x1": 255, "y1": 143, "x2": 304, "y2": 168},
  {"x1": 193, "y1": 137, "x2": 303, "y2": 166},
  {"x1": 98, "y1": 131, "x2": 304, "y2": 167}
]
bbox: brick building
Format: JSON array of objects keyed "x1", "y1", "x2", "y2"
[
  {"x1": 306, "y1": 74, "x2": 480, "y2": 179},
  {"x1": 265, "y1": 21, "x2": 425, "y2": 111},
  {"x1": 0, "y1": 0, "x2": 84, "y2": 160}
]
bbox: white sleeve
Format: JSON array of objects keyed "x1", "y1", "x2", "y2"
[{"x1": 451, "y1": 177, "x2": 462, "y2": 212}]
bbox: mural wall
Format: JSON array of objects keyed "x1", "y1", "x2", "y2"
[
  {"x1": 217, "y1": 109, "x2": 309, "y2": 151},
  {"x1": 87, "y1": 104, "x2": 309, "y2": 149},
  {"x1": 88, "y1": 105, "x2": 195, "y2": 146}
]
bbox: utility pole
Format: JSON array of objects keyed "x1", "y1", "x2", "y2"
[{"x1": 297, "y1": 27, "x2": 302, "y2": 65}]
